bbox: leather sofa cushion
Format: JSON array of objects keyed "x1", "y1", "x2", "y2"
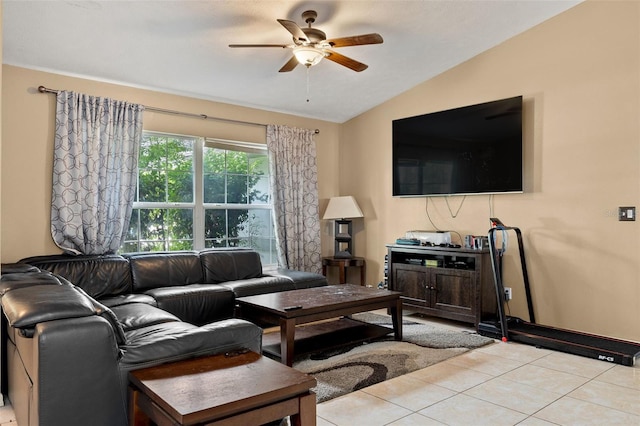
[
  {"x1": 200, "y1": 249, "x2": 263, "y2": 283},
  {"x1": 144, "y1": 284, "x2": 235, "y2": 325},
  {"x1": 271, "y1": 268, "x2": 328, "y2": 289},
  {"x1": 72, "y1": 286, "x2": 128, "y2": 345},
  {"x1": 19, "y1": 254, "x2": 132, "y2": 298},
  {"x1": 1, "y1": 263, "x2": 40, "y2": 274},
  {"x1": 2, "y1": 285, "x2": 95, "y2": 329},
  {"x1": 127, "y1": 252, "x2": 203, "y2": 292},
  {"x1": 0, "y1": 271, "x2": 64, "y2": 296},
  {"x1": 99, "y1": 294, "x2": 157, "y2": 308},
  {"x1": 110, "y1": 303, "x2": 180, "y2": 332},
  {"x1": 220, "y1": 276, "x2": 295, "y2": 298},
  {"x1": 120, "y1": 318, "x2": 262, "y2": 366}
]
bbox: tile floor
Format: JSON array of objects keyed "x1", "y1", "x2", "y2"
[
  {"x1": 315, "y1": 312, "x2": 640, "y2": 426},
  {"x1": 0, "y1": 312, "x2": 638, "y2": 425}
]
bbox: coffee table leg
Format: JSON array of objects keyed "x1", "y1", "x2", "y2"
[
  {"x1": 280, "y1": 317, "x2": 296, "y2": 366},
  {"x1": 390, "y1": 299, "x2": 403, "y2": 341},
  {"x1": 291, "y1": 391, "x2": 317, "y2": 426}
]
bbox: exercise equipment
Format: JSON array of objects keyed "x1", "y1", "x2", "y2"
[{"x1": 478, "y1": 219, "x2": 640, "y2": 366}]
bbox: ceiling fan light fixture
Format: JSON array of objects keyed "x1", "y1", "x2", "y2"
[{"x1": 293, "y1": 46, "x2": 325, "y2": 67}]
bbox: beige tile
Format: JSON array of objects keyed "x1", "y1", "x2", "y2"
[
  {"x1": 408, "y1": 362, "x2": 494, "y2": 392},
  {"x1": 516, "y1": 417, "x2": 557, "y2": 426},
  {"x1": 316, "y1": 416, "x2": 337, "y2": 426},
  {"x1": 464, "y1": 377, "x2": 562, "y2": 415},
  {"x1": 474, "y1": 340, "x2": 552, "y2": 363},
  {"x1": 444, "y1": 349, "x2": 524, "y2": 376},
  {"x1": 569, "y1": 379, "x2": 640, "y2": 416},
  {"x1": 501, "y1": 364, "x2": 590, "y2": 394},
  {"x1": 361, "y1": 373, "x2": 456, "y2": 411},
  {"x1": 595, "y1": 364, "x2": 640, "y2": 391},
  {"x1": 317, "y1": 390, "x2": 412, "y2": 426},
  {"x1": 531, "y1": 350, "x2": 616, "y2": 378},
  {"x1": 386, "y1": 412, "x2": 447, "y2": 425},
  {"x1": 534, "y1": 396, "x2": 640, "y2": 425},
  {"x1": 418, "y1": 393, "x2": 527, "y2": 426}
]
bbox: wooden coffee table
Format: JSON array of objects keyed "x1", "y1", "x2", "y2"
[
  {"x1": 236, "y1": 284, "x2": 402, "y2": 366},
  {"x1": 128, "y1": 350, "x2": 316, "y2": 426}
]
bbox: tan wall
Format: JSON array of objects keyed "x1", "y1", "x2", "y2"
[
  {"x1": 1, "y1": 65, "x2": 341, "y2": 262},
  {"x1": 342, "y1": 1, "x2": 640, "y2": 342}
]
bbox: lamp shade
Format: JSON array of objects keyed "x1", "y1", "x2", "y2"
[{"x1": 322, "y1": 196, "x2": 364, "y2": 220}]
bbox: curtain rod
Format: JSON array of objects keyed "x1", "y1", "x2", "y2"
[{"x1": 37, "y1": 85, "x2": 320, "y2": 134}]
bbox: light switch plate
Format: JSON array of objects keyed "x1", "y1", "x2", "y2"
[{"x1": 619, "y1": 206, "x2": 636, "y2": 221}]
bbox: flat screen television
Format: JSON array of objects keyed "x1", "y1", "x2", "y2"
[{"x1": 392, "y1": 96, "x2": 523, "y2": 197}]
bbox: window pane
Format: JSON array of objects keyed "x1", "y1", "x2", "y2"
[
  {"x1": 203, "y1": 174, "x2": 225, "y2": 203},
  {"x1": 167, "y1": 171, "x2": 193, "y2": 202},
  {"x1": 138, "y1": 134, "x2": 195, "y2": 203},
  {"x1": 121, "y1": 241, "x2": 139, "y2": 253},
  {"x1": 204, "y1": 209, "x2": 226, "y2": 240},
  {"x1": 248, "y1": 153, "x2": 269, "y2": 175},
  {"x1": 225, "y1": 151, "x2": 248, "y2": 174},
  {"x1": 122, "y1": 208, "x2": 193, "y2": 253},
  {"x1": 127, "y1": 210, "x2": 140, "y2": 240},
  {"x1": 139, "y1": 136, "x2": 165, "y2": 169},
  {"x1": 140, "y1": 209, "x2": 165, "y2": 241},
  {"x1": 249, "y1": 176, "x2": 270, "y2": 205},
  {"x1": 167, "y1": 209, "x2": 193, "y2": 240},
  {"x1": 227, "y1": 175, "x2": 248, "y2": 204},
  {"x1": 166, "y1": 137, "x2": 193, "y2": 171},
  {"x1": 203, "y1": 147, "x2": 225, "y2": 173},
  {"x1": 139, "y1": 170, "x2": 166, "y2": 202},
  {"x1": 140, "y1": 241, "x2": 165, "y2": 252}
]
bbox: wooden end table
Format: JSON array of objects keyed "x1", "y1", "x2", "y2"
[
  {"x1": 129, "y1": 351, "x2": 316, "y2": 426},
  {"x1": 322, "y1": 256, "x2": 366, "y2": 285},
  {"x1": 236, "y1": 284, "x2": 402, "y2": 366}
]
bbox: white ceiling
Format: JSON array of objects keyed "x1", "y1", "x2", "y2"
[{"x1": 3, "y1": 0, "x2": 583, "y2": 123}]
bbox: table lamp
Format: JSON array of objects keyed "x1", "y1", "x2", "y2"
[{"x1": 322, "y1": 196, "x2": 364, "y2": 258}]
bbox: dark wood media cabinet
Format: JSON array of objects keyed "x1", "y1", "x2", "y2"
[{"x1": 386, "y1": 244, "x2": 497, "y2": 327}]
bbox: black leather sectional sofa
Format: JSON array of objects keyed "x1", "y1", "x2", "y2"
[{"x1": 0, "y1": 249, "x2": 327, "y2": 426}]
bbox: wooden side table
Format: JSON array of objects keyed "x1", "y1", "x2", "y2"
[
  {"x1": 129, "y1": 351, "x2": 316, "y2": 426},
  {"x1": 322, "y1": 256, "x2": 366, "y2": 286}
]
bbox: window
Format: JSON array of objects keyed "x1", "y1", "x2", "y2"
[{"x1": 122, "y1": 132, "x2": 277, "y2": 265}]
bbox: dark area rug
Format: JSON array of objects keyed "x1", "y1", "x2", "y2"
[{"x1": 292, "y1": 313, "x2": 494, "y2": 403}]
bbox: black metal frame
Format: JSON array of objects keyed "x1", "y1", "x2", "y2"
[{"x1": 482, "y1": 219, "x2": 640, "y2": 366}]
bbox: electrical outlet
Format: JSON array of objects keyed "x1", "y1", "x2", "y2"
[{"x1": 504, "y1": 287, "x2": 512, "y2": 301}]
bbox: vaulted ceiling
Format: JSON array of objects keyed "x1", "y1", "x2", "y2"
[{"x1": 3, "y1": 1, "x2": 582, "y2": 123}]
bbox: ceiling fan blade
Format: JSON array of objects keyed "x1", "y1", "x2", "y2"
[
  {"x1": 277, "y1": 19, "x2": 308, "y2": 43},
  {"x1": 325, "y1": 50, "x2": 368, "y2": 72},
  {"x1": 229, "y1": 44, "x2": 289, "y2": 48},
  {"x1": 326, "y1": 33, "x2": 384, "y2": 48},
  {"x1": 279, "y1": 56, "x2": 299, "y2": 73}
]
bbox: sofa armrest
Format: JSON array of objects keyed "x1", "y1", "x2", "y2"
[
  {"x1": 32, "y1": 316, "x2": 127, "y2": 426},
  {"x1": 2, "y1": 285, "x2": 95, "y2": 329}
]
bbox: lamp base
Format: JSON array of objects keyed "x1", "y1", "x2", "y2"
[
  {"x1": 333, "y1": 219, "x2": 354, "y2": 259},
  {"x1": 333, "y1": 250, "x2": 353, "y2": 259}
]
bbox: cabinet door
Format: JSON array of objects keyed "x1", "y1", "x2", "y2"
[
  {"x1": 392, "y1": 264, "x2": 427, "y2": 306},
  {"x1": 430, "y1": 268, "x2": 476, "y2": 316}
]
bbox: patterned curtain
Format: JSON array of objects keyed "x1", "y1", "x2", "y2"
[
  {"x1": 266, "y1": 125, "x2": 321, "y2": 273},
  {"x1": 51, "y1": 91, "x2": 144, "y2": 255}
]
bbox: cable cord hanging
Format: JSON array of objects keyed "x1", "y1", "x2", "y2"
[
  {"x1": 37, "y1": 85, "x2": 320, "y2": 134},
  {"x1": 445, "y1": 195, "x2": 466, "y2": 218},
  {"x1": 425, "y1": 197, "x2": 443, "y2": 231}
]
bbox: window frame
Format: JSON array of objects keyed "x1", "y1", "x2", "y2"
[{"x1": 125, "y1": 131, "x2": 275, "y2": 262}]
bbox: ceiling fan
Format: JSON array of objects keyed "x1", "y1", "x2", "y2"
[{"x1": 229, "y1": 10, "x2": 383, "y2": 72}]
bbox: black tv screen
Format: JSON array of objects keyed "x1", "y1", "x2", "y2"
[{"x1": 392, "y1": 96, "x2": 523, "y2": 197}]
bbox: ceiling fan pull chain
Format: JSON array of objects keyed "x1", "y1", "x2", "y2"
[{"x1": 306, "y1": 66, "x2": 311, "y2": 103}]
